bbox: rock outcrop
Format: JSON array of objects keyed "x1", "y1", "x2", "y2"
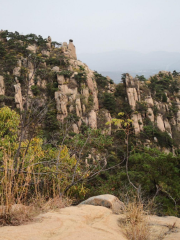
[
  {"x1": 88, "y1": 110, "x2": 97, "y2": 129},
  {"x1": 54, "y1": 58, "x2": 99, "y2": 131},
  {"x1": 124, "y1": 72, "x2": 180, "y2": 145},
  {"x1": 14, "y1": 83, "x2": 23, "y2": 110},
  {"x1": 68, "y1": 39, "x2": 77, "y2": 60},
  {"x1": 132, "y1": 113, "x2": 143, "y2": 135},
  {"x1": 2, "y1": 31, "x2": 180, "y2": 152},
  {"x1": 1, "y1": 204, "x2": 180, "y2": 240},
  {"x1": 26, "y1": 44, "x2": 37, "y2": 53}
]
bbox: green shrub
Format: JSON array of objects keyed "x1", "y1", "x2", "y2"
[
  {"x1": 115, "y1": 83, "x2": 126, "y2": 98},
  {"x1": 46, "y1": 58, "x2": 60, "y2": 66},
  {"x1": 46, "y1": 82, "x2": 58, "y2": 99},
  {"x1": 136, "y1": 75, "x2": 147, "y2": 81},
  {"x1": 162, "y1": 93, "x2": 167, "y2": 102},
  {"x1": 58, "y1": 70, "x2": 73, "y2": 78},
  {"x1": 94, "y1": 72, "x2": 109, "y2": 89},
  {"x1": 136, "y1": 101, "x2": 148, "y2": 113},
  {"x1": 155, "y1": 130, "x2": 173, "y2": 148},
  {"x1": 127, "y1": 148, "x2": 180, "y2": 216},
  {"x1": 74, "y1": 72, "x2": 87, "y2": 85},
  {"x1": 102, "y1": 93, "x2": 116, "y2": 114},
  {"x1": 31, "y1": 85, "x2": 40, "y2": 96}
]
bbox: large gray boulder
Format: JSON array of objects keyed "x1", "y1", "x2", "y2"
[{"x1": 80, "y1": 194, "x2": 125, "y2": 214}]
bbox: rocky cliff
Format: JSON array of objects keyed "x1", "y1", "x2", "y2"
[
  {"x1": 1, "y1": 30, "x2": 180, "y2": 153},
  {"x1": 0, "y1": 31, "x2": 114, "y2": 137},
  {"x1": 124, "y1": 71, "x2": 180, "y2": 153}
]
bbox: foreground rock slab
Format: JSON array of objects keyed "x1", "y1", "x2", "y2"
[
  {"x1": 0, "y1": 205, "x2": 125, "y2": 240},
  {"x1": 0, "y1": 205, "x2": 180, "y2": 240}
]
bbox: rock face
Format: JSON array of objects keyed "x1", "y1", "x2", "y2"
[
  {"x1": 55, "y1": 92, "x2": 68, "y2": 121},
  {"x1": 14, "y1": 83, "x2": 23, "y2": 110},
  {"x1": 88, "y1": 110, "x2": 97, "y2": 129},
  {"x1": 156, "y1": 114, "x2": 165, "y2": 132},
  {"x1": 126, "y1": 88, "x2": 139, "y2": 110},
  {"x1": 3, "y1": 32, "x2": 180, "y2": 152},
  {"x1": 80, "y1": 194, "x2": 125, "y2": 214},
  {"x1": 1, "y1": 35, "x2": 105, "y2": 134},
  {"x1": 125, "y1": 74, "x2": 140, "y2": 110},
  {"x1": 132, "y1": 113, "x2": 143, "y2": 135},
  {"x1": 124, "y1": 72, "x2": 180, "y2": 144},
  {"x1": 54, "y1": 58, "x2": 99, "y2": 131}
]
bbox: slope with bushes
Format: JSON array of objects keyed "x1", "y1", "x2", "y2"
[{"x1": 1, "y1": 30, "x2": 180, "y2": 219}]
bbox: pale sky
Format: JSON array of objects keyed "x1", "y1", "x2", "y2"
[{"x1": 1, "y1": 0, "x2": 180, "y2": 54}]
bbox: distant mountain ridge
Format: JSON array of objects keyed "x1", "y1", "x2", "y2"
[{"x1": 78, "y1": 50, "x2": 180, "y2": 83}]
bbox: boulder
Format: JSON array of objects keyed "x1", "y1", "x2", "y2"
[
  {"x1": 26, "y1": 44, "x2": 37, "y2": 53},
  {"x1": 41, "y1": 50, "x2": 50, "y2": 57},
  {"x1": 80, "y1": 194, "x2": 125, "y2": 214},
  {"x1": 57, "y1": 74, "x2": 65, "y2": 85},
  {"x1": 46, "y1": 36, "x2": 52, "y2": 50},
  {"x1": 72, "y1": 123, "x2": 79, "y2": 134},
  {"x1": 52, "y1": 66, "x2": 59, "y2": 72},
  {"x1": 13, "y1": 67, "x2": 21, "y2": 76}
]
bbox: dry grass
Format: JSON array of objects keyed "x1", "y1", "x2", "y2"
[
  {"x1": 0, "y1": 151, "x2": 72, "y2": 226},
  {"x1": 120, "y1": 201, "x2": 150, "y2": 240},
  {"x1": 0, "y1": 196, "x2": 72, "y2": 226}
]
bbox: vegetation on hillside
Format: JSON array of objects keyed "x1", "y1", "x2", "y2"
[{"x1": 1, "y1": 30, "x2": 180, "y2": 225}]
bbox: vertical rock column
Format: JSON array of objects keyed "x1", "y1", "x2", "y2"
[
  {"x1": 0, "y1": 76, "x2": 5, "y2": 96},
  {"x1": 68, "y1": 39, "x2": 77, "y2": 60},
  {"x1": 13, "y1": 61, "x2": 23, "y2": 110},
  {"x1": 125, "y1": 74, "x2": 143, "y2": 135}
]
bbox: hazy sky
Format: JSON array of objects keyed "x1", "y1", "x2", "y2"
[{"x1": 1, "y1": 0, "x2": 180, "y2": 54}]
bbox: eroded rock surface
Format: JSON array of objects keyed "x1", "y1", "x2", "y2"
[
  {"x1": 1, "y1": 204, "x2": 180, "y2": 240},
  {"x1": 14, "y1": 83, "x2": 23, "y2": 110}
]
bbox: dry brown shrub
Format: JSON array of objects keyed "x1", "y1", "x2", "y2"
[
  {"x1": 120, "y1": 201, "x2": 150, "y2": 240},
  {"x1": 0, "y1": 196, "x2": 72, "y2": 226},
  {"x1": 0, "y1": 149, "x2": 72, "y2": 226},
  {"x1": 0, "y1": 204, "x2": 36, "y2": 226},
  {"x1": 41, "y1": 196, "x2": 72, "y2": 211}
]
